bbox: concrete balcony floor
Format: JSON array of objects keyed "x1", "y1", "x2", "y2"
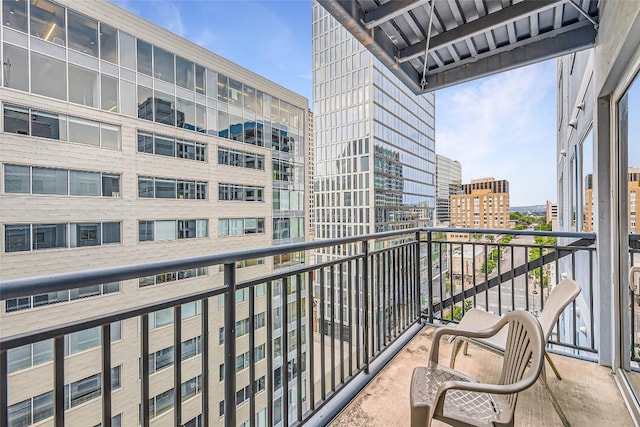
[{"x1": 331, "y1": 327, "x2": 633, "y2": 427}]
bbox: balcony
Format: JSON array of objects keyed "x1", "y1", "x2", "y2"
[{"x1": 0, "y1": 227, "x2": 636, "y2": 426}]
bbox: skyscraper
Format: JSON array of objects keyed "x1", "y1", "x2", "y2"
[
  {"x1": 1, "y1": 0, "x2": 307, "y2": 425},
  {"x1": 435, "y1": 154, "x2": 462, "y2": 225},
  {"x1": 311, "y1": 2, "x2": 436, "y2": 250}
]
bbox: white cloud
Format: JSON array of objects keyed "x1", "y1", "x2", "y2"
[{"x1": 436, "y1": 60, "x2": 557, "y2": 206}]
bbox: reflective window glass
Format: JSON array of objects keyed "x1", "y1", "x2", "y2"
[
  {"x1": 217, "y1": 110, "x2": 229, "y2": 138},
  {"x1": 70, "y1": 170, "x2": 100, "y2": 196},
  {"x1": 30, "y1": 0, "x2": 65, "y2": 45},
  {"x1": 2, "y1": 0, "x2": 28, "y2": 32},
  {"x1": 102, "y1": 222, "x2": 121, "y2": 244},
  {"x1": 153, "y1": 46, "x2": 174, "y2": 83},
  {"x1": 71, "y1": 223, "x2": 101, "y2": 247},
  {"x1": 137, "y1": 39, "x2": 152, "y2": 75},
  {"x1": 137, "y1": 85, "x2": 153, "y2": 121},
  {"x1": 101, "y1": 75, "x2": 118, "y2": 112},
  {"x1": 4, "y1": 165, "x2": 30, "y2": 193},
  {"x1": 217, "y1": 74, "x2": 228, "y2": 103},
  {"x1": 68, "y1": 117, "x2": 100, "y2": 146},
  {"x1": 31, "y1": 109, "x2": 63, "y2": 140},
  {"x1": 195, "y1": 65, "x2": 206, "y2": 94},
  {"x1": 196, "y1": 104, "x2": 206, "y2": 133},
  {"x1": 138, "y1": 132, "x2": 153, "y2": 153},
  {"x1": 32, "y1": 223, "x2": 66, "y2": 250},
  {"x1": 177, "y1": 98, "x2": 195, "y2": 130},
  {"x1": 2, "y1": 43, "x2": 29, "y2": 91},
  {"x1": 101, "y1": 124, "x2": 120, "y2": 150},
  {"x1": 228, "y1": 78, "x2": 242, "y2": 107},
  {"x1": 120, "y1": 80, "x2": 136, "y2": 116},
  {"x1": 33, "y1": 391, "x2": 53, "y2": 423},
  {"x1": 138, "y1": 177, "x2": 154, "y2": 198},
  {"x1": 119, "y1": 32, "x2": 136, "y2": 69},
  {"x1": 244, "y1": 85, "x2": 257, "y2": 114},
  {"x1": 177, "y1": 140, "x2": 195, "y2": 160},
  {"x1": 5, "y1": 224, "x2": 30, "y2": 252},
  {"x1": 99, "y1": 23, "x2": 118, "y2": 64},
  {"x1": 139, "y1": 221, "x2": 154, "y2": 242},
  {"x1": 67, "y1": 10, "x2": 98, "y2": 56},
  {"x1": 32, "y1": 167, "x2": 67, "y2": 194},
  {"x1": 3, "y1": 105, "x2": 29, "y2": 135},
  {"x1": 176, "y1": 56, "x2": 194, "y2": 90},
  {"x1": 154, "y1": 136, "x2": 175, "y2": 156},
  {"x1": 154, "y1": 91, "x2": 175, "y2": 126},
  {"x1": 155, "y1": 220, "x2": 176, "y2": 241},
  {"x1": 155, "y1": 179, "x2": 176, "y2": 198},
  {"x1": 196, "y1": 219, "x2": 207, "y2": 237},
  {"x1": 31, "y1": 52, "x2": 67, "y2": 100},
  {"x1": 102, "y1": 174, "x2": 120, "y2": 196},
  {"x1": 69, "y1": 64, "x2": 98, "y2": 108}
]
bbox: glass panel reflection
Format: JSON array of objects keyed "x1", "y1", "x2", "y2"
[
  {"x1": 31, "y1": 51, "x2": 67, "y2": 100},
  {"x1": 67, "y1": 9, "x2": 98, "y2": 56},
  {"x1": 30, "y1": 0, "x2": 66, "y2": 45},
  {"x1": 2, "y1": 43, "x2": 29, "y2": 91},
  {"x1": 3, "y1": 0, "x2": 28, "y2": 32},
  {"x1": 100, "y1": 23, "x2": 118, "y2": 64}
]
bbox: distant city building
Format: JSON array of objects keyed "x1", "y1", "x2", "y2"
[
  {"x1": 546, "y1": 200, "x2": 559, "y2": 230},
  {"x1": 450, "y1": 178, "x2": 510, "y2": 229},
  {"x1": 584, "y1": 169, "x2": 640, "y2": 232},
  {"x1": 436, "y1": 154, "x2": 462, "y2": 225}
]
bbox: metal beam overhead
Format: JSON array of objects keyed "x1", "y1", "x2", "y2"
[
  {"x1": 364, "y1": 0, "x2": 430, "y2": 30},
  {"x1": 423, "y1": 22, "x2": 596, "y2": 92},
  {"x1": 399, "y1": 0, "x2": 564, "y2": 63}
]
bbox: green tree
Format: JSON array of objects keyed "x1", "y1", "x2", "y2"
[{"x1": 481, "y1": 259, "x2": 497, "y2": 274}]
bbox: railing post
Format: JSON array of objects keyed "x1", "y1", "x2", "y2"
[
  {"x1": 224, "y1": 262, "x2": 236, "y2": 427},
  {"x1": 362, "y1": 239, "x2": 370, "y2": 374},
  {"x1": 427, "y1": 230, "x2": 434, "y2": 323},
  {"x1": 415, "y1": 231, "x2": 422, "y2": 324}
]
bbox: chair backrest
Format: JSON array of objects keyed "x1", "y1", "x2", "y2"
[
  {"x1": 498, "y1": 310, "x2": 545, "y2": 416},
  {"x1": 537, "y1": 278, "x2": 581, "y2": 341}
]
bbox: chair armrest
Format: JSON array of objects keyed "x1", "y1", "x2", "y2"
[
  {"x1": 432, "y1": 375, "x2": 539, "y2": 417},
  {"x1": 430, "y1": 316, "x2": 511, "y2": 365}
]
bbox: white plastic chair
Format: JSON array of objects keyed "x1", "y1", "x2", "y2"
[
  {"x1": 410, "y1": 310, "x2": 544, "y2": 427},
  {"x1": 449, "y1": 278, "x2": 581, "y2": 426}
]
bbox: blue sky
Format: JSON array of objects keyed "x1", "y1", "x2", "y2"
[{"x1": 112, "y1": 0, "x2": 558, "y2": 206}]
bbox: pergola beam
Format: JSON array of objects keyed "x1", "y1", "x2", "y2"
[
  {"x1": 363, "y1": 0, "x2": 431, "y2": 30},
  {"x1": 420, "y1": 22, "x2": 596, "y2": 93},
  {"x1": 398, "y1": 0, "x2": 564, "y2": 63}
]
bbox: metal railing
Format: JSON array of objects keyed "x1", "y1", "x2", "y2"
[
  {"x1": 0, "y1": 227, "x2": 597, "y2": 426},
  {"x1": 423, "y1": 228, "x2": 597, "y2": 356}
]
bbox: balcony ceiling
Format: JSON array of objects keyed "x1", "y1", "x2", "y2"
[{"x1": 317, "y1": 0, "x2": 599, "y2": 94}]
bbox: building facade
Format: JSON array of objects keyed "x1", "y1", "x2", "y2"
[
  {"x1": 307, "y1": 109, "x2": 315, "y2": 240},
  {"x1": 435, "y1": 154, "x2": 462, "y2": 225},
  {"x1": 0, "y1": 0, "x2": 308, "y2": 426},
  {"x1": 312, "y1": 2, "x2": 436, "y2": 245},
  {"x1": 583, "y1": 169, "x2": 640, "y2": 233},
  {"x1": 450, "y1": 178, "x2": 510, "y2": 229}
]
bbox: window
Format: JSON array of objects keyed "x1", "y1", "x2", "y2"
[
  {"x1": 138, "y1": 220, "x2": 207, "y2": 242},
  {"x1": 100, "y1": 23, "x2": 118, "y2": 64},
  {"x1": 136, "y1": 131, "x2": 207, "y2": 162},
  {"x1": 31, "y1": 52, "x2": 67, "y2": 101},
  {"x1": 64, "y1": 366, "x2": 121, "y2": 409},
  {"x1": 2, "y1": 43, "x2": 29, "y2": 91},
  {"x1": 8, "y1": 340, "x2": 53, "y2": 373},
  {"x1": 30, "y1": 0, "x2": 65, "y2": 45},
  {"x1": 137, "y1": 39, "x2": 153, "y2": 75},
  {"x1": 72, "y1": 223, "x2": 101, "y2": 247},
  {"x1": 153, "y1": 46, "x2": 175, "y2": 83},
  {"x1": 218, "y1": 184, "x2": 264, "y2": 201},
  {"x1": 6, "y1": 284, "x2": 119, "y2": 312},
  {"x1": 2, "y1": 0, "x2": 27, "y2": 33},
  {"x1": 3, "y1": 105, "x2": 121, "y2": 149},
  {"x1": 8, "y1": 391, "x2": 53, "y2": 426}
]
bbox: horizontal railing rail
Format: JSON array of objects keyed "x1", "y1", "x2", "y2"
[{"x1": 0, "y1": 227, "x2": 598, "y2": 426}]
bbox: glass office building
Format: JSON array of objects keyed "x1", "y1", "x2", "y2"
[
  {"x1": 312, "y1": 2, "x2": 436, "y2": 247},
  {"x1": 0, "y1": 0, "x2": 308, "y2": 425}
]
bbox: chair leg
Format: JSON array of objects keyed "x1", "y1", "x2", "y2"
[
  {"x1": 544, "y1": 350, "x2": 562, "y2": 380},
  {"x1": 449, "y1": 339, "x2": 465, "y2": 369},
  {"x1": 539, "y1": 365, "x2": 571, "y2": 427},
  {"x1": 462, "y1": 340, "x2": 469, "y2": 356}
]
